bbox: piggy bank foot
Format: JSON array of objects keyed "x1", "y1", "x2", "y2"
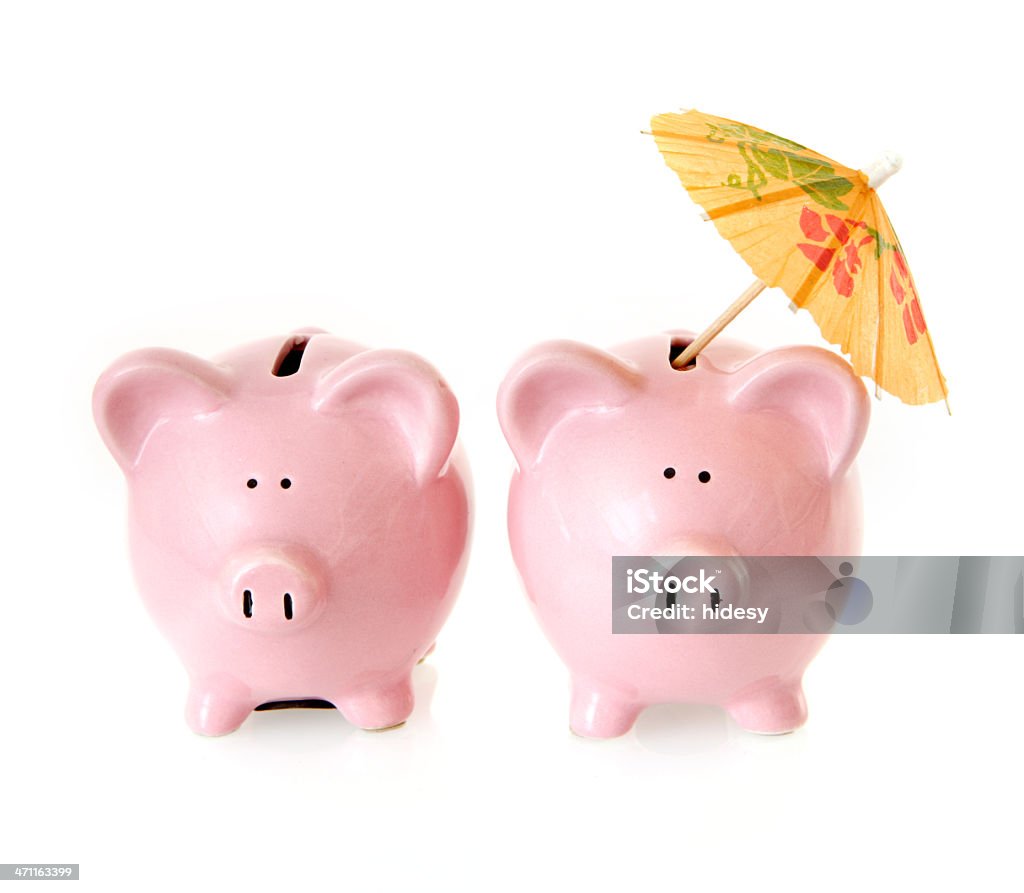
[
  {"x1": 726, "y1": 683, "x2": 807, "y2": 735},
  {"x1": 569, "y1": 682, "x2": 642, "y2": 739},
  {"x1": 185, "y1": 677, "x2": 255, "y2": 736},
  {"x1": 335, "y1": 678, "x2": 415, "y2": 731}
]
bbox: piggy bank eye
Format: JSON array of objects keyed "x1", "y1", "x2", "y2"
[
  {"x1": 698, "y1": 470, "x2": 711, "y2": 483},
  {"x1": 663, "y1": 467, "x2": 676, "y2": 479},
  {"x1": 280, "y1": 478, "x2": 292, "y2": 489},
  {"x1": 247, "y1": 478, "x2": 258, "y2": 489}
]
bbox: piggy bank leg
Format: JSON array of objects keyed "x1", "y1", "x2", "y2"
[
  {"x1": 185, "y1": 675, "x2": 255, "y2": 736},
  {"x1": 569, "y1": 680, "x2": 642, "y2": 739},
  {"x1": 725, "y1": 680, "x2": 807, "y2": 735},
  {"x1": 334, "y1": 676, "x2": 415, "y2": 731}
]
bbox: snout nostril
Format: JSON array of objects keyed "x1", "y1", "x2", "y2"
[
  {"x1": 243, "y1": 589, "x2": 253, "y2": 618},
  {"x1": 283, "y1": 593, "x2": 294, "y2": 621}
]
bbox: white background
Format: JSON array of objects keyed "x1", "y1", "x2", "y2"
[{"x1": 2, "y1": 2, "x2": 1021, "y2": 890}]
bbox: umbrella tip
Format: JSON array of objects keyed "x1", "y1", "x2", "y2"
[{"x1": 863, "y1": 151, "x2": 903, "y2": 190}]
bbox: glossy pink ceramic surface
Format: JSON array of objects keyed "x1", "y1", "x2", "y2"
[
  {"x1": 498, "y1": 331, "x2": 869, "y2": 738},
  {"x1": 94, "y1": 330, "x2": 471, "y2": 735}
]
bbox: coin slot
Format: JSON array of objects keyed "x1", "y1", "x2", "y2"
[
  {"x1": 273, "y1": 336, "x2": 311, "y2": 377},
  {"x1": 669, "y1": 337, "x2": 696, "y2": 371}
]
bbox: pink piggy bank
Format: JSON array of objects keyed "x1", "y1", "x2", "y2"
[
  {"x1": 94, "y1": 329, "x2": 470, "y2": 735},
  {"x1": 497, "y1": 332, "x2": 869, "y2": 738}
]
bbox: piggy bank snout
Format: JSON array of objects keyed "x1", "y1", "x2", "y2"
[
  {"x1": 661, "y1": 539, "x2": 748, "y2": 603},
  {"x1": 222, "y1": 550, "x2": 326, "y2": 634},
  {"x1": 661, "y1": 537, "x2": 739, "y2": 562}
]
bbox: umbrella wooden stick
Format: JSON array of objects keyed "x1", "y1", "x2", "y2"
[{"x1": 671, "y1": 279, "x2": 767, "y2": 368}]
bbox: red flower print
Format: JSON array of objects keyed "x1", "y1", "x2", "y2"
[
  {"x1": 797, "y1": 207, "x2": 874, "y2": 298},
  {"x1": 799, "y1": 206, "x2": 829, "y2": 241},
  {"x1": 890, "y1": 249, "x2": 926, "y2": 345}
]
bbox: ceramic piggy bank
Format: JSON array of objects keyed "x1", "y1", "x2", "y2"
[
  {"x1": 94, "y1": 329, "x2": 471, "y2": 735},
  {"x1": 497, "y1": 332, "x2": 869, "y2": 738}
]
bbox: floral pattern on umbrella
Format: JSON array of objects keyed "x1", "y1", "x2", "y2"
[{"x1": 797, "y1": 207, "x2": 875, "y2": 298}]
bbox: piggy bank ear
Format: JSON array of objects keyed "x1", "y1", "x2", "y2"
[
  {"x1": 730, "y1": 346, "x2": 870, "y2": 478},
  {"x1": 313, "y1": 349, "x2": 458, "y2": 484},
  {"x1": 497, "y1": 340, "x2": 642, "y2": 469},
  {"x1": 93, "y1": 348, "x2": 232, "y2": 472}
]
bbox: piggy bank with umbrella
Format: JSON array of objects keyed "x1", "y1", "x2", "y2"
[{"x1": 498, "y1": 110, "x2": 946, "y2": 738}]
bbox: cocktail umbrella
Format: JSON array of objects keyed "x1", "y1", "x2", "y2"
[{"x1": 650, "y1": 109, "x2": 947, "y2": 409}]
